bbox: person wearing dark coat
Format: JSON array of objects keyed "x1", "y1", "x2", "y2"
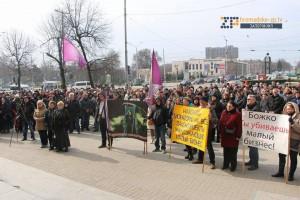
[
  {"x1": 148, "y1": 97, "x2": 168, "y2": 153},
  {"x1": 192, "y1": 96, "x2": 217, "y2": 169},
  {"x1": 67, "y1": 93, "x2": 81, "y2": 134},
  {"x1": 45, "y1": 101, "x2": 56, "y2": 150},
  {"x1": 1, "y1": 97, "x2": 12, "y2": 133},
  {"x1": 21, "y1": 96, "x2": 35, "y2": 141},
  {"x1": 219, "y1": 101, "x2": 242, "y2": 172},
  {"x1": 80, "y1": 93, "x2": 92, "y2": 131},
  {"x1": 95, "y1": 93, "x2": 109, "y2": 148},
  {"x1": 234, "y1": 91, "x2": 246, "y2": 112},
  {"x1": 53, "y1": 101, "x2": 71, "y2": 152},
  {"x1": 245, "y1": 94, "x2": 261, "y2": 170},
  {"x1": 259, "y1": 93, "x2": 271, "y2": 113},
  {"x1": 210, "y1": 94, "x2": 224, "y2": 142},
  {"x1": 269, "y1": 88, "x2": 285, "y2": 114}
]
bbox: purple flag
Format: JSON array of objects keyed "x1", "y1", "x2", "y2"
[
  {"x1": 147, "y1": 50, "x2": 162, "y2": 103},
  {"x1": 63, "y1": 37, "x2": 87, "y2": 69}
]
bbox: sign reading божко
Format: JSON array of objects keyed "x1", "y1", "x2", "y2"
[{"x1": 220, "y1": 16, "x2": 283, "y2": 29}]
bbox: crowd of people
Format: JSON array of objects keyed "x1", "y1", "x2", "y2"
[{"x1": 0, "y1": 81, "x2": 299, "y2": 181}]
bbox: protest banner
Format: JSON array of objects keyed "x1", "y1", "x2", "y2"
[
  {"x1": 107, "y1": 100, "x2": 148, "y2": 142},
  {"x1": 171, "y1": 105, "x2": 210, "y2": 152},
  {"x1": 242, "y1": 110, "x2": 289, "y2": 155}
]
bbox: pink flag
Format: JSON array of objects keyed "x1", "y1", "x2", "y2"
[
  {"x1": 63, "y1": 37, "x2": 87, "y2": 69},
  {"x1": 147, "y1": 50, "x2": 162, "y2": 103}
]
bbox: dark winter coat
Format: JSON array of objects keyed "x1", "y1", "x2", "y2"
[
  {"x1": 219, "y1": 109, "x2": 242, "y2": 148},
  {"x1": 269, "y1": 94, "x2": 285, "y2": 114},
  {"x1": 53, "y1": 109, "x2": 71, "y2": 149}
]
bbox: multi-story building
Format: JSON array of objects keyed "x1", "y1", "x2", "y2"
[
  {"x1": 205, "y1": 46, "x2": 239, "y2": 59},
  {"x1": 172, "y1": 59, "x2": 226, "y2": 79},
  {"x1": 171, "y1": 61, "x2": 188, "y2": 77}
]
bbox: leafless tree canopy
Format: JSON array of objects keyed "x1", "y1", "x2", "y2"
[
  {"x1": 2, "y1": 31, "x2": 34, "y2": 66},
  {"x1": 65, "y1": 0, "x2": 109, "y2": 58},
  {"x1": 132, "y1": 49, "x2": 162, "y2": 69},
  {"x1": 64, "y1": 0, "x2": 110, "y2": 87},
  {"x1": 1, "y1": 31, "x2": 34, "y2": 89}
]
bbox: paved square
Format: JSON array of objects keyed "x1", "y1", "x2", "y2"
[{"x1": 0, "y1": 132, "x2": 299, "y2": 200}]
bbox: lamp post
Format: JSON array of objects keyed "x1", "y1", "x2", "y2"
[{"x1": 264, "y1": 53, "x2": 271, "y2": 75}]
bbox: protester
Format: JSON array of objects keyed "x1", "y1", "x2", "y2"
[
  {"x1": 45, "y1": 101, "x2": 56, "y2": 150},
  {"x1": 219, "y1": 101, "x2": 242, "y2": 171},
  {"x1": 80, "y1": 92, "x2": 92, "y2": 131},
  {"x1": 1, "y1": 97, "x2": 12, "y2": 133},
  {"x1": 33, "y1": 100, "x2": 48, "y2": 148},
  {"x1": 272, "y1": 102, "x2": 300, "y2": 181},
  {"x1": 245, "y1": 94, "x2": 261, "y2": 170},
  {"x1": 149, "y1": 97, "x2": 168, "y2": 153},
  {"x1": 95, "y1": 93, "x2": 108, "y2": 148},
  {"x1": 192, "y1": 96, "x2": 217, "y2": 169},
  {"x1": 22, "y1": 96, "x2": 35, "y2": 141},
  {"x1": 67, "y1": 92, "x2": 81, "y2": 134},
  {"x1": 53, "y1": 101, "x2": 70, "y2": 152}
]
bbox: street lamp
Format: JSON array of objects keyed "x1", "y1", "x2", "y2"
[{"x1": 264, "y1": 53, "x2": 271, "y2": 75}]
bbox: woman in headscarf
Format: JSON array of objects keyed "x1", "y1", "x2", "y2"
[
  {"x1": 53, "y1": 101, "x2": 70, "y2": 152},
  {"x1": 272, "y1": 102, "x2": 300, "y2": 181}
]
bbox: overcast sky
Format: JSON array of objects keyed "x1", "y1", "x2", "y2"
[{"x1": 0, "y1": 0, "x2": 300, "y2": 67}]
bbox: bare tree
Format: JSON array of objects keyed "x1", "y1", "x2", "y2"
[
  {"x1": 1, "y1": 31, "x2": 34, "y2": 90},
  {"x1": 132, "y1": 49, "x2": 162, "y2": 69},
  {"x1": 64, "y1": 0, "x2": 109, "y2": 88},
  {"x1": 41, "y1": 12, "x2": 69, "y2": 90}
]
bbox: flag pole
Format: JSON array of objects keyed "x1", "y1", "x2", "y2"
[
  {"x1": 285, "y1": 126, "x2": 291, "y2": 184},
  {"x1": 242, "y1": 145, "x2": 246, "y2": 174}
]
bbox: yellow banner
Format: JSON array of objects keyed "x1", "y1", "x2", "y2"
[{"x1": 171, "y1": 105, "x2": 210, "y2": 152}]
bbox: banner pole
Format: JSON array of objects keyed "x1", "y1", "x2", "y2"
[
  {"x1": 108, "y1": 136, "x2": 112, "y2": 151},
  {"x1": 169, "y1": 140, "x2": 172, "y2": 159},
  {"x1": 285, "y1": 126, "x2": 291, "y2": 184},
  {"x1": 242, "y1": 145, "x2": 246, "y2": 174},
  {"x1": 202, "y1": 150, "x2": 206, "y2": 173},
  {"x1": 9, "y1": 130, "x2": 14, "y2": 147},
  {"x1": 146, "y1": 141, "x2": 148, "y2": 154},
  {"x1": 143, "y1": 142, "x2": 146, "y2": 155}
]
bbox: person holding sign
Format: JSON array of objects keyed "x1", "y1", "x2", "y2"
[
  {"x1": 245, "y1": 95, "x2": 261, "y2": 171},
  {"x1": 219, "y1": 101, "x2": 242, "y2": 172},
  {"x1": 272, "y1": 102, "x2": 300, "y2": 181},
  {"x1": 192, "y1": 96, "x2": 217, "y2": 169}
]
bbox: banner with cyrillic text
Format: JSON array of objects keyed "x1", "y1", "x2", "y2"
[
  {"x1": 242, "y1": 110, "x2": 289, "y2": 155},
  {"x1": 171, "y1": 105, "x2": 210, "y2": 152}
]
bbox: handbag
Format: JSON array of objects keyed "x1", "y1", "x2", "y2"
[{"x1": 224, "y1": 127, "x2": 236, "y2": 135}]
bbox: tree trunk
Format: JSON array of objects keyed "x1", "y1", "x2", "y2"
[
  {"x1": 77, "y1": 40, "x2": 94, "y2": 88},
  {"x1": 57, "y1": 38, "x2": 66, "y2": 90},
  {"x1": 17, "y1": 63, "x2": 21, "y2": 91}
]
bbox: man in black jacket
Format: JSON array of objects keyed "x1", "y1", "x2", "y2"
[
  {"x1": 269, "y1": 88, "x2": 285, "y2": 114},
  {"x1": 149, "y1": 97, "x2": 168, "y2": 153},
  {"x1": 67, "y1": 93, "x2": 81, "y2": 134},
  {"x1": 21, "y1": 96, "x2": 35, "y2": 141},
  {"x1": 245, "y1": 94, "x2": 261, "y2": 170},
  {"x1": 80, "y1": 93, "x2": 92, "y2": 131}
]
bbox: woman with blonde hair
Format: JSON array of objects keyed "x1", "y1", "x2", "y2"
[{"x1": 33, "y1": 100, "x2": 48, "y2": 148}]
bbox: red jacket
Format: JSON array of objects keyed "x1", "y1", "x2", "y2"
[{"x1": 219, "y1": 110, "x2": 242, "y2": 148}]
